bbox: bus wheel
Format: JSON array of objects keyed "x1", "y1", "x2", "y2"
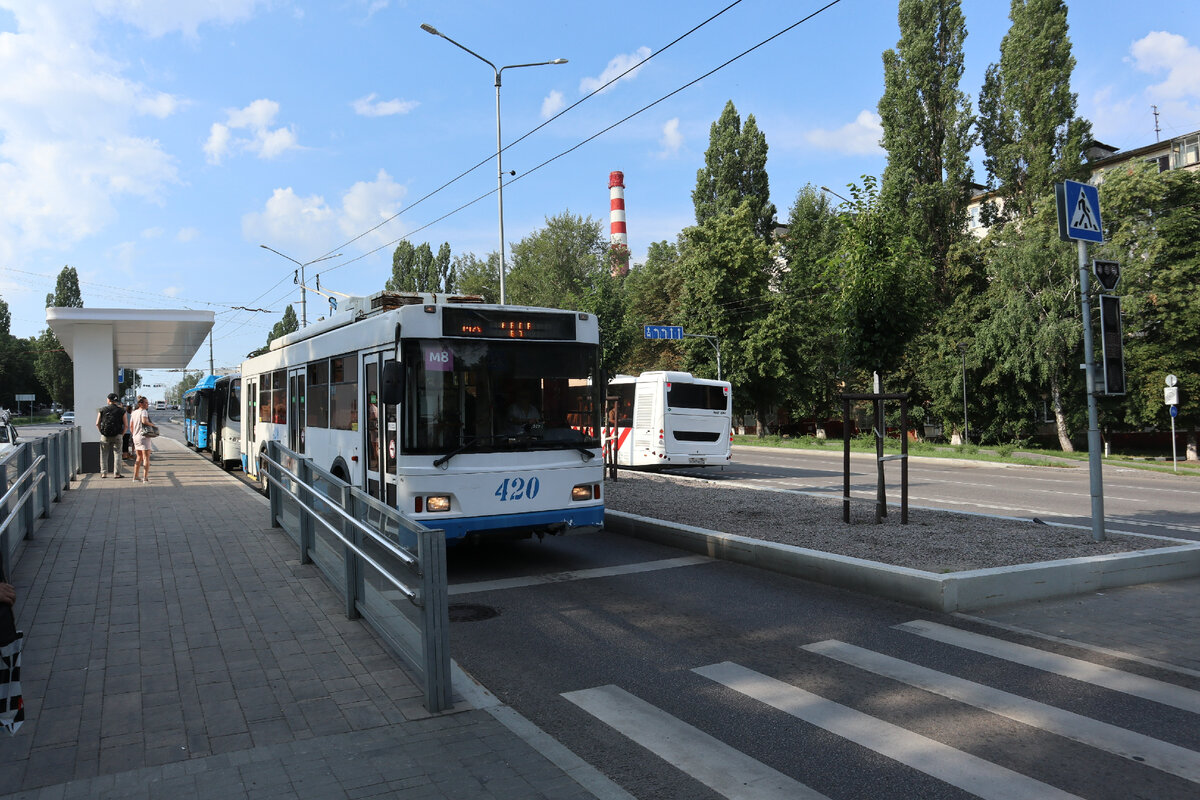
[
  {"x1": 212, "y1": 442, "x2": 226, "y2": 470},
  {"x1": 257, "y1": 452, "x2": 270, "y2": 497}
]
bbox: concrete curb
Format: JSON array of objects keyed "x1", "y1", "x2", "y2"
[{"x1": 604, "y1": 510, "x2": 1200, "y2": 613}]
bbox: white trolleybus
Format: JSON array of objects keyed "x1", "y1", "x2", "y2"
[
  {"x1": 604, "y1": 371, "x2": 732, "y2": 469},
  {"x1": 240, "y1": 292, "x2": 605, "y2": 543}
]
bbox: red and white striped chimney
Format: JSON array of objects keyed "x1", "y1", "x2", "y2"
[
  {"x1": 609, "y1": 171, "x2": 627, "y2": 248},
  {"x1": 609, "y1": 171, "x2": 630, "y2": 277}
]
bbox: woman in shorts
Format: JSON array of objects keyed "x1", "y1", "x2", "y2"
[{"x1": 129, "y1": 396, "x2": 156, "y2": 483}]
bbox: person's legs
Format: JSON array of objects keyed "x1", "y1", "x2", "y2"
[
  {"x1": 133, "y1": 449, "x2": 145, "y2": 481},
  {"x1": 99, "y1": 436, "x2": 114, "y2": 477},
  {"x1": 108, "y1": 435, "x2": 124, "y2": 476},
  {"x1": 142, "y1": 451, "x2": 151, "y2": 482}
]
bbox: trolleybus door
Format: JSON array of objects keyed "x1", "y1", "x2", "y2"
[
  {"x1": 288, "y1": 367, "x2": 306, "y2": 453},
  {"x1": 362, "y1": 351, "x2": 398, "y2": 505},
  {"x1": 245, "y1": 377, "x2": 257, "y2": 469}
]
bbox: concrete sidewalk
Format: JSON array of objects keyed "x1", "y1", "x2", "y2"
[{"x1": 0, "y1": 441, "x2": 599, "y2": 799}]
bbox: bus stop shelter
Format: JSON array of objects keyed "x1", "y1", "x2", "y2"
[{"x1": 46, "y1": 307, "x2": 214, "y2": 472}]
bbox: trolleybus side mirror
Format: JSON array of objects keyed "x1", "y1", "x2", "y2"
[{"x1": 382, "y1": 361, "x2": 404, "y2": 405}]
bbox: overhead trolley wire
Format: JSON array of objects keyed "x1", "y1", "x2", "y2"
[{"x1": 313, "y1": 0, "x2": 846, "y2": 279}]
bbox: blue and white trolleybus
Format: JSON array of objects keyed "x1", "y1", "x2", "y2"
[{"x1": 240, "y1": 292, "x2": 605, "y2": 543}]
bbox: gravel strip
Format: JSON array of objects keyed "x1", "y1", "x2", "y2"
[{"x1": 603, "y1": 471, "x2": 1171, "y2": 572}]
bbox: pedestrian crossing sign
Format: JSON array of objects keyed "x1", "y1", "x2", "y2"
[{"x1": 1055, "y1": 180, "x2": 1104, "y2": 243}]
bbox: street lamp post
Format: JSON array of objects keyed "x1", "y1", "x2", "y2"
[
  {"x1": 820, "y1": 185, "x2": 851, "y2": 205},
  {"x1": 957, "y1": 342, "x2": 970, "y2": 444},
  {"x1": 421, "y1": 23, "x2": 566, "y2": 305},
  {"x1": 259, "y1": 245, "x2": 342, "y2": 327}
]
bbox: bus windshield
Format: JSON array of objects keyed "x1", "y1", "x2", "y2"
[{"x1": 401, "y1": 339, "x2": 602, "y2": 456}]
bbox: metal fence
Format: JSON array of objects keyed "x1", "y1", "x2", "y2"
[
  {"x1": 261, "y1": 440, "x2": 452, "y2": 713},
  {"x1": 0, "y1": 427, "x2": 80, "y2": 579}
]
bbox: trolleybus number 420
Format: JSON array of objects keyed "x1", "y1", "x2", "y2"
[{"x1": 495, "y1": 476, "x2": 541, "y2": 502}]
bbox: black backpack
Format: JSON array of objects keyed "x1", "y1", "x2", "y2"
[{"x1": 99, "y1": 405, "x2": 125, "y2": 436}]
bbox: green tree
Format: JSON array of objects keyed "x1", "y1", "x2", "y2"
[
  {"x1": 976, "y1": 199, "x2": 1082, "y2": 449},
  {"x1": 776, "y1": 185, "x2": 843, "y2": 420},
  {"x1": 692, "y1": 100, "x2": 777, "y2": 240},
  {"x1": 1097, "y1": 162, "x2": 1200, "y2": 458},
  {"x1": 505, "y1": 212, "x2": 607, "y2": 310},
  {"x1": 622, "y1": 241, "x2": 685, "y2": 373},
  {"x1": 677, "y1": 201, "x2": 775, "y2": 431},
  {"x1": 386, "y1": 241, "x2": 455, "y2": 293},
  {"x1": 35, "y1": 266, "x2": 83, "y2": 409},
  {"x1": 977, "y1": 0, "x2": 1092, "y2": 224},
  {"x1": 878, "y1": 0, "x2": 976, "y2": 299},
  {"x1": 452, "y1": 253, "x2": 499, "y2": 302},
  {"x1": 829, "y1": 177, "x2": 931, "y2": 386}
]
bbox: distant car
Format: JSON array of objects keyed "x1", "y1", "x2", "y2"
[
  {"x1": 60, "y1": 411, "x2": 75, "y2": 425},
  {"x1": 0, "y1": 421, "x2": 18, "y2": 458}
]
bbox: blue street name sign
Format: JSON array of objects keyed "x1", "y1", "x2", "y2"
[
  {"x1": 1055, "y1": 180, "x2": 1104, "y2": 243},
  {"x1": 644, "y1": 325, "x2": 684, "y2": 340}
]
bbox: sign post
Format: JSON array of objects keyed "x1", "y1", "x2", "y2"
[
  {"x1": 643, "y1": 325, "x2": 722, "y2": 380},
  {"x1": 1056, "y1": 180, "x2": 1106, "y2": 542},
  {"x1": 1166, "y1": 375, "x2": 1179, "y2": 473}
]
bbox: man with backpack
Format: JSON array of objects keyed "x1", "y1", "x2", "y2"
[{"x1": 95, "y1": 393, "x2": 128, "y2": 479}]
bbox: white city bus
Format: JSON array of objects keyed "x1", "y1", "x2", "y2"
[
  {"x1": 241, "y1": 292, "x2": 605, "y2": 543},
  {"x1": 604, "y1": 371, "x2": 732, "y2": 468}
]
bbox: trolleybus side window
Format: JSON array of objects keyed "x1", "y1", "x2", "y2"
[
  {"x1": 271, "y1": 369, "x2": 286, "y2": 423},
  {"x1": 330, "y1": 356, "x2": 358, "y2": 430},
  {"x1": 227, "y1": 378, "x2": 241, "y2": 422},
  {"x1": 307, "y1": 360, "x2": 329, "y2": 428}
]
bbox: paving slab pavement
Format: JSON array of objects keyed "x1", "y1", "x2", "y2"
[{"x1": 0, "y1": 441, "x2": 600, "y2": 799}]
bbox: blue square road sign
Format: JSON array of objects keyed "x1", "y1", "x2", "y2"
[{"x1": 1056, "y1": 180, "x2": 1104, "y2": 243}]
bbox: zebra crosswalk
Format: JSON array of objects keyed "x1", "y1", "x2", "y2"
[{"x1": 562, "y1": 620, "x2": 1200, "y2": 799}]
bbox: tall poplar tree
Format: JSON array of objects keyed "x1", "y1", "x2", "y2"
[
  {"x1": 878, "y1": 0, "x2": 975, "y2": 298},
  {"x1": 977, "y1": 0, "x2": 1092, "y2": 223},
  {"x1": 692, "y1": 100, "x2": 776, "y2": 240},
  {"x1": 36, "y1": 266, "x2": 83, "y2": 409}
]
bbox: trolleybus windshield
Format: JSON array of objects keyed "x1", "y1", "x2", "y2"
[{"x1": 401, "y1": 339, "x2": 601, "y2": 456}]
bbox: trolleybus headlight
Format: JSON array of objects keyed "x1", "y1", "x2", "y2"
[
  {"x1": 572, "y1": 483, "x2": 599, "y2": 501},
  {"x1": 425, "y1": 495, "x2": 451, "y2": 512}
]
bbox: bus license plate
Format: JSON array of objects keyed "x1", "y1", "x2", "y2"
[{"x1": 688, "y1": 457, "x2": 704, "y2": 464}]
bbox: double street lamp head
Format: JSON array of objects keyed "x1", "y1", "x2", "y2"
[{"x1": 419, "y1": 22, "x2": 567, "y2": 305}]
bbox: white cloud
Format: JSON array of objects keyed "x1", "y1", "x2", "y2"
[
  {"x1": 804, "y1": 110, "x2": 883, "y2": 155},
  {"x1": 243, "y1": 170, "x2": 407, "y2": 255},
  {"x1": 204, "y1": 99, "x2": 301, "y2": 164},
  {"x1": 658, "y1": 117, "x2": 683, "y2": 158},
  {"x1": 580, "y1": 46, "x2": 651, "y2": 95},
  {"x1": 0, "y1": 2, "x2": 183, "y2": 261},
  {"x1": 541, "y1": 90, "x2": 565, "y2": 119},
  {"x1": 351, "y1": 93, "x2": 419, "y2": 117},
  {"x1": 94, "y1": 0, "x2": 263, "y2": 38},
  {"x1": 177, "y1": 227, "x2": 200, "y2": 243},
  {"x1": 1130, "y1": 31, "x2": 1200, "y2": 100}
]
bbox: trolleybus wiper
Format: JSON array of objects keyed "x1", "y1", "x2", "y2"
[{"x1": 432, "y1": 435, "x2": 494, "y2": 468}]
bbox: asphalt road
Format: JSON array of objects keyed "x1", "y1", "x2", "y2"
[
  {"x1": 446, "y1": 530, "x2": 1200, "y2": 800},
  {"x1": 659, "y1": 445, "x2": 1200, "y2": 542}
]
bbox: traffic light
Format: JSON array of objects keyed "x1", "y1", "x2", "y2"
[
  {"x1": 1092, "y1": 260, "x2": 1120, "y2": 292},
  {"x1": 1098, "y1": 294, "x2": 1124, "y2": 395}
]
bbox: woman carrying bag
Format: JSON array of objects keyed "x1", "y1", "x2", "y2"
[{"x1": 129, "y1": 396, "x2": 160, "y2": 484}]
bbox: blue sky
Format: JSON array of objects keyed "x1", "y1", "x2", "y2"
[{"x1": 1, "y1": 0, "x2": 1197, "y2": 400}]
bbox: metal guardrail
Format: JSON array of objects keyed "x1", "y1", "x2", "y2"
[
  {"x1": 261, "y1": 440, "x2": 452, "y2": 713},
  {"x1": 0, "y1": 426, "x2": 80, "y2": 579}
]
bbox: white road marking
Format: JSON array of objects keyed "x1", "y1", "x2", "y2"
[
  {"x1": 449, "y1": 555, "x2": 710, "y2": 596},
  {"x1": 693, "y1": 661, "x2": 1082, "y2": 800},
  {"x1": 897, "y1": 620, "x2": 1200, "y2": 714},
  {"x1": 562, "y1": 684, "x2": 829, "y2": 800},
  {"x1": 805, "y1": 639, "x2": 1200, "y2": 783}
]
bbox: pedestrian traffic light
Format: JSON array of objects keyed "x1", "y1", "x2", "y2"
[
  {"x1": 1092, "y1": 260, "x2": 1120, "y2": 292},
  {"x1": 1098, "y1": 294, "x2": 1124, "y2": 395}
]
